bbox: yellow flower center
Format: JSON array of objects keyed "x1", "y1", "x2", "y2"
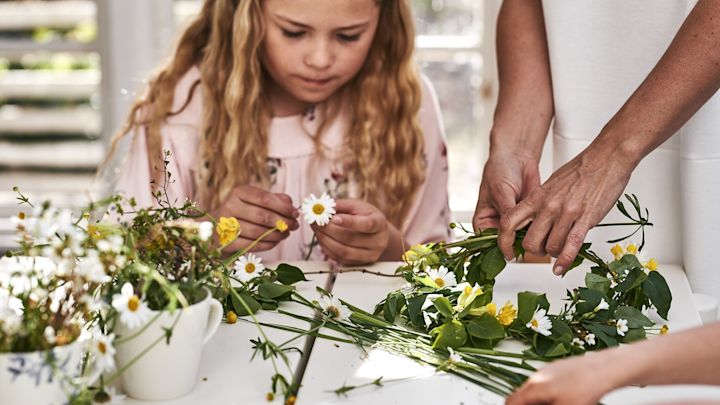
[
  {"x1": 531, "y1": 318, "x2": 539, "y2": 328},
  {"x1": 327, "y1": 306, "x2": 341, "y2": 319},
  {"x1": 435, "y1": 278, "x2": 445, "y2": 288},
  {"x1": 660, "y1": 324, "x2": 669, "y2": 335},
  {"x1": 97, "y1": 341, "x2": 107, "y2": 354},
  {"x1": 128, "y1": 295, "x2": 140, "y2": 312},
  {"x1": 312, "y1": 203, "x2": 325, "y2": 215},
  {"x1": 245, "y1": 263, "x2": 256, "y2": 274},
  {"x1": 18, "y1": 212, "x2": 25, "y2": 220}
]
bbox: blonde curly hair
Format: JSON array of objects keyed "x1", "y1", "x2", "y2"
[{"x1": 106, "y1": 0, "x2": 425, "y2": 227}]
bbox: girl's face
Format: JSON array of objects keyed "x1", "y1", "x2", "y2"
[{"x1": 261, "y1": 0, "x2": 380, "y2": 114}]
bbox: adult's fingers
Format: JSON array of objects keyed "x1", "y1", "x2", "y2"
[
  {"x1": 498, "y1": 200, "x2": 536, "y2": 260},
  {"x1": 314, "y1": 228, "x2": 374, "y2": 264},
  {"x1": 521, "y1": 211, "x2": 553, "y2": 256},
  {"x1": 552, "y1": 221, "x2": 591, "y2": 275},
  {"x1": 312, "y1": 223, "x2": 378, "y2": 250},
  {"x1": 545, "y1": 212, "x2": 576, "y2": 258}
]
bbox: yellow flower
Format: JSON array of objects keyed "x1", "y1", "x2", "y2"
[
  {"x1": 216, "y1": 217, "x2": 241, "y2": 246},
  {"x1": 497, "y1": 301, "x2": 517, "y2": 326},
  {"x1": 645, "y1": 258, "x2": 658, "y2": 272},
  {"x1": 486, "y1": 302, "x2": 497, "y2": 317},
  {"x1": 226, "y1": 311, "x2": 238, "y2": 324},
  {"x1": 275, "y1": 219, "x2": 288, "y2": 232},
  {"x1": 285, "y1": 395, "x2": 297, "y2": 405},
  {"x1": 625, "y1": 243, "x2": 638, "y2": 255},
  {"x1": 266, "y1": 392, "x2": 274, "y2": 401},
  {"x1": 403, "y1": 244, "x2": 432, "y2": 264},
  {"x1": 610, "y1": 244, "x2": 624, "y2": 260},
  {"x1": 660, "y1": 324, "x2": 669, "y2": 335}
]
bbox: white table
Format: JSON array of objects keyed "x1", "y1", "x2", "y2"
[
  {"x1": 297, "y1": 262, "x2": 720, "y2": 405},
  {"x1": 123, "y1": 261, "x2": 332, "y2": 405}
]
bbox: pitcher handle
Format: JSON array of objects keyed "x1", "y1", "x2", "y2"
[{"x1": 203, "y1": 299, "x2": 223, "y2": 345}]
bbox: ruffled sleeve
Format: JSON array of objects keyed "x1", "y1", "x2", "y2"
[
  {"x1": 401, "y1": 75, "x2": 452, "y2": 245},
  {"x1": 114, "y1": 68, "x2": 203, "y2": 208}
]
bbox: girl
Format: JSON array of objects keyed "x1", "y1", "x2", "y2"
[{"x1": 109, "y1": 0, "x2": 450, "y2": 264}]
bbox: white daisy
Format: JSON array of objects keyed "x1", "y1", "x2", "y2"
[
  {"x1": 594, "y1": 298, "x2": 609, "y2": 312},
  {"x1": 319, "y1": 295, "x2": 343, "y2": 320},
  {"x1": 584, "y1": 333, "x2": 596, "y2": 346},
  {"x1": 198, "y1": 221, "x2": 214, "y2": 242},
  {"x1": 426, "y1": 266, "x2": 457, "y2": 290},
  {"x1": 233, "y1": 253, "x2": 264, "y2": 283},
  {"x1": 301, "y1": 192, "x2": 336, "y2": 226},
  {"x1": 616, "y1": 319, "x2": 629, "y2": 336},
  {"x1": 111, "y1": 283, "x2": 152, "y2": 330},
  {"x1": 77, "y1": 251, "x2": 111, "y2": 284},
  {"x1": 89, "y1": 332, "x2": 116, "y2": 374},
  {"x1": 526, "y1": 307, "x2": 552, "y2": 336}
]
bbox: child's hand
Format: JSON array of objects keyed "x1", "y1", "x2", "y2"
[
  {"x1": 312, "y1": 199, "x2": 397, "y2": 265},
  {"x1": 213, "y1": 185, "x2": 299, "y2": 252}
]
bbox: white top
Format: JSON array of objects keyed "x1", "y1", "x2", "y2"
[{"x1": 542, "y1": 0, "x2": 720, "y2": 300}]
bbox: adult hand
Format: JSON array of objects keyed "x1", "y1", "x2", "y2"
[
  {"x1": 497, "y1": 146, "x2": 634, "y2": 274},
  {"x1": 506, "y1": 351, "x2": 619, "y2": 405},
  {"x1": 213, "y1": 184, "x2": 299, "y2": 252},
  {"x1": 312, "y1": 199, "x2": 393, "y2": 265},
  {"x1": 473, "y1": 152, "x2": 541, "y2": 231}
]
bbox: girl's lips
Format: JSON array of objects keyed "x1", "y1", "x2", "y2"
[{"x1": 297, "y1": 76, "x2": 333, "y2": 86}]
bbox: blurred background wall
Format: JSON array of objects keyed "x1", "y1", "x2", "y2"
[{"x1": 0, "y1": 0, "x2": 555, "y2": 252}]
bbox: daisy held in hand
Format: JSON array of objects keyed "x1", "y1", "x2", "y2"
[{"x1": 301, "y1": 192, "x2": 336, "y2": 260}]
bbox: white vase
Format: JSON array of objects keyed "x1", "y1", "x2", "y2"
[
  {"x1": 114, "y1": 288, "x2": 222, "y2": 400},
  {"x1": 0, "y1": 339, "x2": 84, "y2": 405}
]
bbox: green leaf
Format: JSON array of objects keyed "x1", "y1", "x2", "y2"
[
  {"x1": 585, "y1": 272, "x2": 611, "y2": 296},
  {"x1": 407, "y1": 295, "x2": 426, "y2": 328},
  {"x1": 430, "y1": 319, "x2": 467, "y2": 349},
  {"x1": 231, "y1": 289, "x2": 261, "y2": 316},
  {"x1": 275, "y1": 264, "x2": 308, "y2": 285},
  {"x1": 465, "y1": 313, "x2": 506, "y2": 340},
  {"x1": 257, "y1": 282, "x2": 295, "y2": 299},
  {"x1": 515, "y1": 292, "x2": 550, "y2": 325},
  {"x1": 620, "y1": 327, "x2": 646, "y2": 343},
  {"x1": 615, "y1": 267, "x2": 647, "y2": 292},
  {"x1": 432, "y1": 296, "x2": 454, "y2": 318},
  {"x1": 550, "y1": 318, "x2": 574, "y2": 342},
  {"x1": 575, "y1": 288, "x2": 605, "y2": 316},
  {"x1": 533, "y1": 335, "x2": 569, "y2": 358},
  {"x1": 642, "y1": 271, "x2": 672, "y2": 320},
  {"x1": 481, "y1": 247, "x2": 507, "y2": 280},
  {"x1": 614, "y1": 306, "x2": 654, "y2": 328},
  {"x1": 382, "y1": 292, "x2": 405, "y2": 323},
  {"x1": 609, "y1": 254, "x2": 642, "y2": 275},
  {"x1": 584, "y1": 323, "x2": 618, "y2": 347}
]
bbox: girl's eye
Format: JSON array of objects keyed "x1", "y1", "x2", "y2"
[
  {"x1": 282, "y1": 29, "x2": 305, "y2": 38},
  {"x1": 337, "y1": 33, "x2": 361, "y2": 42}
]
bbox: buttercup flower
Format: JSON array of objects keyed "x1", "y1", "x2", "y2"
[
  {"x1": 624, "y1": 242, "x2": 639, "y2": 256},
  {"x1": 595, "y1": 298, "x2": 610, "y2": 312},
  {"x1": 616, "y1": 318, "x2": 629, "y2": 336},
  {"x1": 454, "y1": 282, "x2": 483, "y2": 311},
  {"x1": 426, "y1": 266, "x2": 457, "y2": 289},
  {"x1": 216, "y1": 217, "x2": 241, "y2": 246},
  {"x1": 403, "y1": 244, "x2": 432, "y2": 264},
  {"x1": 610, "y1": 244, "x2": 624, "y2": 260},
  {"x1": 526, "y1": 307, "x2": 552, "y2": 336},
  {"x1": 644, "y1": 258, "x2": 658, "y2": 272},
  {"x1": 301, "y1": 192, "x2": 336, "y2": 226},
  {"x1": 660, "y1": 324, "x2": 669, "y2": 335},
  {"x1": 485, "y1": 302, "x2": 497, "y2": 317},
  {"x1": 226, "y1": 311, "x2": 238, "y2": 324},
  {"x1": 198, "y1": 221, "x2": 214, "y2": 241},
  {"x1": 111, "y1": 283, "x2": 152, "y2": 330},
  {"x1": 497, "y1": 301, "x2": 517, "y2": 326},
  {"x1": 584, "y1": 333, "x2": 596, "y2": 346},
  {"x1": 233, "y1": 253, "x2": 264, "y2": 283},
  {"x1": 319, "y1": 295, "x2": 343, "y2": 320}
]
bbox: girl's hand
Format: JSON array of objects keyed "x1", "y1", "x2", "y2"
[
  {"x1": 213, "y1": 184, "x2": 299, "y2": 252},
  {"x1": 312, "y1": 199, "x2": 397, "y2": 265}
]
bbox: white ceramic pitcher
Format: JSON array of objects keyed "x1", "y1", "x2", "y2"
[{"x1": 114, "y1": 288, "x2": 222, "y2": 400}]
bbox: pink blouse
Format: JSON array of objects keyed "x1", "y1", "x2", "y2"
[{"x1": 116, "y1": 67, "x2": 450, "y2": 261}]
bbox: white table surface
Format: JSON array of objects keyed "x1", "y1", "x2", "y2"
[
  {"x1": 123, "y1": 261, "x2": 332, "y2": 405},
  {"x1": 297, "y1": 262, "x2": 720, "y2": 405}
]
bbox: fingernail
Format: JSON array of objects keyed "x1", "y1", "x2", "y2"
[
  {"x1": 293, "y1": 210, "x2": 300, "y2": 218},
  {"x1": 553, "y1": 265, "x2": 564, "y2": 276},
  {"x1": 331, "y1": 216, "x2": 343, "y2": 225}
]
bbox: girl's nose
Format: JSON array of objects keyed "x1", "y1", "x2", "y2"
[{"x1": 304, "y1": 39, "x2": 333, "y2": 70}]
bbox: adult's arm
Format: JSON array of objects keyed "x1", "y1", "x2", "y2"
[{"x1": 472, "y1": 0, "x2": 554, "y2": 232}]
